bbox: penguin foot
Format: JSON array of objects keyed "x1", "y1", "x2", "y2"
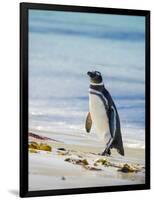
[{"x1": 101, "y1": 149, "x2": 111, "y2": 156}]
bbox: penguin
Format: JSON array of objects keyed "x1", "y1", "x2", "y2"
[{"x1": 85, "y1": 71, "x2": 124, "y2": 156}]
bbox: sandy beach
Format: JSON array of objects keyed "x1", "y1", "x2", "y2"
[
  {"x1": 28, "y1": 130, "x2": 145, "y2": 191},
  {"x1": 28, "y1": 10, "x2": 146, "y2": 192}
]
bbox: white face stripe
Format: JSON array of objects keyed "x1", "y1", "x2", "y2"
[{"x1": 89, "y1": 88, "x2": 108, "y2": 107}]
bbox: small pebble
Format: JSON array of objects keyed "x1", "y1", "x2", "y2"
[
  {"x1": 57, "y1": 148, "x2": 66, "y2": 151},
  {"x1": 61, "y1": 176, "x2": 66, "y2": 180}
]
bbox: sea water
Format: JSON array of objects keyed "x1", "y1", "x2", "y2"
[{"x1": 28, "y1": 10, "x2": 145, "y2": 149}]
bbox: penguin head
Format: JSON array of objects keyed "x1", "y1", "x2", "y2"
[{"x1": 87, "y1": 71, "x2": 103, "y2": 84}]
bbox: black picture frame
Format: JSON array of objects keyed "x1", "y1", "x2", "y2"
[{"x1": 20, "y1": 2, "x2": 150, "y2": 198}]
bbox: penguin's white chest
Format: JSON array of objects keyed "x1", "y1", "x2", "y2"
[{"x1": 89, "y1": 93, "x2": 110, "y2": 142}]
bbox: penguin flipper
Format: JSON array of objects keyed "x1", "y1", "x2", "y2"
[
  {"x1": 108, "y1": 107, "x2": 115, "y2": 138},
  {"x1": 85, "y1": 112, "x2": 92, "y2": 133},
  {"x1": 109, "y1": 107, "x2": 125, "y2": 156}
]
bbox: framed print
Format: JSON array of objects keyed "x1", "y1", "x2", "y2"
[{"x1": 20, "y1": 2, "x2": 150, "y2": 197}]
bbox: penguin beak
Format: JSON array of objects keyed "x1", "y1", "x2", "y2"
[{"x1": 87, "y1": 71, "x2": 93, "y2": 77}]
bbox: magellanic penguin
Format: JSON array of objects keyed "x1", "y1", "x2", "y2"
[{"x1": 85, "y1": 71, "x2": 124, "y2": 156}]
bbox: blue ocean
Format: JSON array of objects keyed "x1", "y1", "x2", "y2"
[{"x1": 28, "y1": 10, "x2": 145, "y2": 148}]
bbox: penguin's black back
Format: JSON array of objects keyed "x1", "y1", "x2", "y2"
[{"x1": 90, "y1": 84, "x2": 124, "y2": 156}]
